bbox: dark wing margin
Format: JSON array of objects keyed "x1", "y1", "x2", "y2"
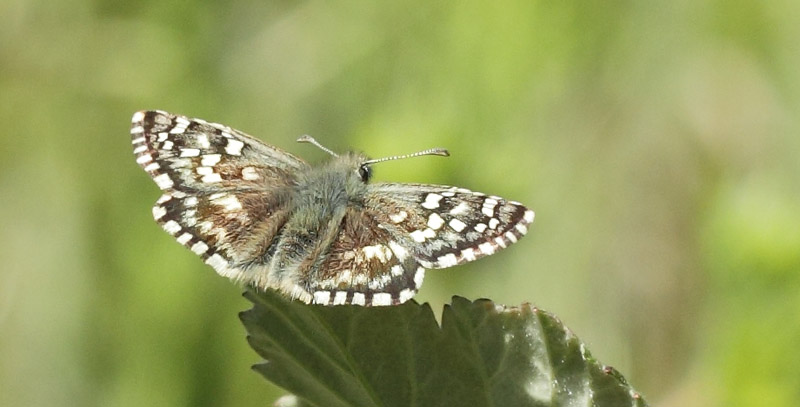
[{"x1": 364, "y1": 183, "x2": 534, "y2": 269}]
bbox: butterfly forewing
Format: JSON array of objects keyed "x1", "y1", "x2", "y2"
[
  {"x1": 365, "y1": 183, "x2": 534, "y2": 269},
  {"x1": 131, "y1": 110, "x2": 307, "y2": 194}
]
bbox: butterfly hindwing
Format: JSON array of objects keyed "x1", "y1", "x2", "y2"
[{"x1": 307, "y1": 207, "x2": 424, "y2": 306}]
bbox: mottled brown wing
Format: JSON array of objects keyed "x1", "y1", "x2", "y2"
[
  {"x1": 308, "y1": 207, "x2": 425, "y2": 306},
  {"x1": 131, "y1": 111, "x2": 305, "y2": 288}
]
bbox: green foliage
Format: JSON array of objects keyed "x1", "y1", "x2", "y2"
[
  {"x1": 241, "y1": 289, "x2": 647, "y2": 407},
  {"x1": 3, "y1": 0, "x2": 799, "y2": 405}
]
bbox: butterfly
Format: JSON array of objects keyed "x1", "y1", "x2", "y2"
[{"x1": 131, "y1": 110, "x2": 534, "y2": 306}]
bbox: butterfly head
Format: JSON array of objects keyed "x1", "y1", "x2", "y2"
[{"x1": 297, "y1": 135, "x2": 449, "y2": 184}]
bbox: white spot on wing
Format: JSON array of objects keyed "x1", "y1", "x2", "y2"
[
  {"x1": 391, "y1": 265, "x2": 404, "y2": 276},
  {"x1": 153, "y1": 174, "x2": 174, "y2": 189},
  {"x1": 421, "y1": 193, "x2": 443, "y2": 209},
  {"x1": 225, "y1": 138, "x2": 245, "y2": 155},
  {"x1": 176, "y1": 233, "x2": 192, "y2": 245},
  {"x1": 489, "y1": 218, "x2": 500, "y2": 230},
  {"x1": 313, "y1": 291, "x2": 331, "y2": 305},
  {"x1": 169, "y1": 124, "x2": 187, "y2": 134},
  {"x1": 481, "y1": 198, "x2": 498, "y2": 217},
  {"x1": 180, "y1": 148, "x2": 200, "y2": 157},
  {"x1": 152, "y1": 205, "x2": 166, "y2": 220},
  {"x1": 144, "y1": 162, "x2": 160, "y2": 172},
  {"x1": 201, "y1": 173, "x2": 222, "y2": 183},
  {"x1": 241, "y1": 166, "x2": 259, "y2": 180},
  {"x1": 372, "y1": 293, "x2": 393, "y2": 306},
  {"x1": 478, "y1": 242, "x2": 495, "y2": 255},
  {"x1": 449, "y1": 218, "x2": 467, "y2": 232},
  {"x1": 410, "y1": 228, "x2": 436, "y2": 243},
  {"x1": 399, "y1": 289, "x2": 415, "y2": 303},
  {"x1": 212, "y1": 194, "x2": 242, "y2": 210},
  {"x1": 130, "y1": 125, "x2": 144, "y2": 134},
  {"x1": 333, "y1": 291, "x2": 348, "y2": 305},
  {"x1": 388, "y1": 241, "x2": 408, "y2": 261},
  {"x1": 197, "y1": 134, "x2": 210, "y2": 149},
  {"x1": 389, "y1": 211, "x2": 408, "y2": 223},
  {"x1": 131, "y1": 111, "x2": 145, "y2": 123},
  {"x1": 474, "y1": 223, "x2": 487, "y2": 233},
  {"x1": 515, "y1": 223, "x2": 528, "y2": 235},
  {"x1": 205, "y1": 253, "x2": 229, "y2": 274},
  {"x1": 505, "y1": 231, "x2": 518, "y2": 243},
  {"x1": 449, "y1": 202, "x2": 469, "y2": 215},
  {"x1": 201, "y1": 154, "x2": 221, "y2": 166},
  {"x1": 461, "y1": 248, "x2": 477, "y2": 261},
  {"x1": 524, "y1": 210, "x2": 535, "y2": 223},
  {"x1": 362, "y1": 244, "x2": 391, "y2": 263},
  {"x1": 162, "y1": 220, "x2": 181, "y2": 235},
  {"x1": 136, "y1": 154, "x2": 153, "y2": 164},
  {"x1": 131, "y1": 137, "x2": 146, "y2": 145},
  {"x1": 191, "y1": 241, "x2": 209, "y2": 255},
  {"x1": 414, "y1": 267, "x2": 425, "y2": 288},
  {"x1": 198, "y1": 221, "x2": 213, "y2": 233},
  {"x1": 352, "y1": 292, "x2": 366, "y2": 306},
  {"x1": 427, "y1": 213, "x2": 445, "y2": 230},
  {"x1": 437, "y1": 253, "x2": 458, "y2": 267}
]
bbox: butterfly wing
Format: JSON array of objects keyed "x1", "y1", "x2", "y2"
[
  {"x1": 308, "y1": 207, "x2": 426, "y2": 306},
  {"x1": 308, "y1": 183, "x2": 533, "y2": 306},
  {"x1": 131, "y1": 110, "x2": 307, "y2": 194},
  {"x1": 131, "y1": 111, "x2": 306, "y2": 289},
  {"x1": 365, "y1": 183, "x2": 534, "y2": 269}
]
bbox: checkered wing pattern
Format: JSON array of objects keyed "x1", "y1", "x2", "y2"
[
  {"x1": 131, "y1": 110, "x2": 535, "y2": 307},
  {"x1": 308, "y1": 208, "x2": 425, "y2": 306},
  {"x1": 131, "y1": 110, "x2": 306, "y2": 287},
  {"x1": 365, "y1": 183, "x2": 534, "y2": 269}
]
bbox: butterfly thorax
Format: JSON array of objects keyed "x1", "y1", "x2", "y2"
[
  {"x1": 293, "y1": 152, "x2": 371, "y2": 217},
  {"x1": 269, "y1": 152, "x2": 372, "y2": 287}
]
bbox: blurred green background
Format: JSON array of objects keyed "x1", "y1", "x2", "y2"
[{"x1": 2, "y1": 0, "x2": 799, "y2": 406}]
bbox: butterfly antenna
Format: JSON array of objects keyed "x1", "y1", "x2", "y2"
[
  {"x1": 363, "y1": 147, "x2": 450, "y2": 165},
  {"x1": 297, "y1": 135, "x2": 338, "y2": 157}
]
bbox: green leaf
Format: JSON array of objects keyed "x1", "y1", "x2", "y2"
[{"x1": 240, "y1": 289, "x2": 648, "y2": 407}]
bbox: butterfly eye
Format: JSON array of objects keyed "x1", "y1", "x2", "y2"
[{"x1": 358, "y1": 165, "x2": 372, "y2": 182}]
